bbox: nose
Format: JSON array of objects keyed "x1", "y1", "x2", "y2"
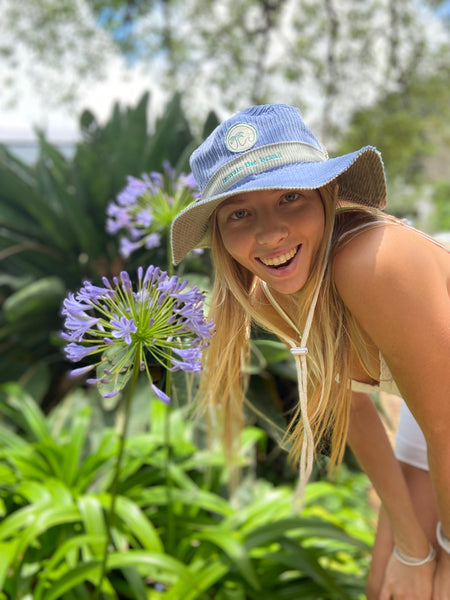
[{"x1": 255, "y1": 214, "x2": 288, "y2": 246}]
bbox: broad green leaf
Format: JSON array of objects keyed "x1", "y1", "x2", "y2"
[
  {"x1": 253, "y1": 339, "x2": 292, "y2": 363},
  {"x1": 77, "y1": 495, "x2": 107, "y2": 556},
  {"x1": 265, "y1": 538, "x2": 354, "y2": 599},
  {"x1": 137, "y1": 486, "x2": 233, "y2": 517},
  {"x1": 0, "y1": 504, "x2": 42, "y2": 541},
  {"x1": 0, "y1": 539, "x2": 20, "y2": 591},
  {"x1": 3, "y1": 277, "x2": 65, "y2": 322},
  {"x1": 0, "y1": 461, "x2": 16, "y2": 485},
  {"x1": 42, "y1": 551, "x2": 193, "y2": 600},
  {"x1": 31, "y1": 534, "x2": 106, "y2": 600},
  {"x1": 121, "y1": 567, "x2": 149, "y2": 600},
  {"x1": 40, "y1": 561, "x2": 117, "y2": 600},
  {"x1": 60, "y1": 406, "x2": 91, "y2": 487},
  {"x1": 15, "y1": 504, "x2": 80, "y2": 559},
  {"x1": 15, "y1": 480, "x2": 53, "y2": 505},
  {"x1": 0, "y1": 382, "x2": 52, "y2": 443},
  {"x1": 195, "y1": 530, "x2": 261, "y2": 590},
  {"x1": 108, "y1": 495, "x2": 164, "y2": 553},
  {"x1": 166, "y1": 558, "x2": 229, "y2": 600},
  {"x1": 244, "y1": 516, "x2": 366, "y2": 552}
]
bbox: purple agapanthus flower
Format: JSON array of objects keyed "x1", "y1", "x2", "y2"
[
  {"x1": 61, "y1": 267, "x2": 214, "y2": 402},
  {"x1": 106, "y1": 163, "x2": 200, "y2": 259}
]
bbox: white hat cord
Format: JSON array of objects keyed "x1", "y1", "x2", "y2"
[{"x1": 261, "y1": 237, "x2": 331, "y2": 510}]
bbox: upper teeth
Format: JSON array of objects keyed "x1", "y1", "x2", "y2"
[{"x1": 260, "y1": 246, "x2": 298, "y2": 267}]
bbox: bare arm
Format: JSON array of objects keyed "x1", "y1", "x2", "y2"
[
  {"x1": 335, "y1": 224, "x2": 450, "y2": 545},
  {"x1": 348, "y1": 392, "x2": 430, "y2": 556},
  {"x1": 348, "y1": 392, "x2": 436, "y2": 600},
  {"x1": 335, "y1": 225, "x2": 450, "y2": 598}
]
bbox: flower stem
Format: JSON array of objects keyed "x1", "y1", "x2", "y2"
[
  {"x1": 163, "y1": 391, "x2": 175, "y2": 554},
  {"x1": 164, "y1": 234, "x2": 175, "y2": 553},
  {"x1": 94, "y1": 354, "x2": 141, "y2": 598}
]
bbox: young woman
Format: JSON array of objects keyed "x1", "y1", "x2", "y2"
[{"x1": 171, "y1": 104, "x2": 450, "y2": 599}]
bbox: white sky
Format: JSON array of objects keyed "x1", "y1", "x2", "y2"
[
  {"x1": 0, "y1": 57, "x2": 168, "y2": 142},
  {"x1": 0, "y1": 0, "x2": 447, "y2": 144},
  {"x1": 0, "y1": 0, "x2": 170, "y2": 144}
]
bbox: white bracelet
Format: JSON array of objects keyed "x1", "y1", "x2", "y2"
[
  {"x1": 436, "y1": 522, "x2": 450, "y2": 554},
  {"x1": 393, "y1": 544, "x2": 436, "y2": 566}
]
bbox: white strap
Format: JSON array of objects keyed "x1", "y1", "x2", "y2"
[{"x1": 261, "y1": 235, "x2": 331, "y2": 509}]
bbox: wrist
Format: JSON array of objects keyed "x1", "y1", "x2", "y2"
[
  {"x1": 393, "y1": 543, "x2": 436, "y2": 567},
  {"x1": 392, "y1": 520, "x2": 431, "y2": 559},
  {"x1": 436, "y1": 522, "x2": 450, "y2": 554}
]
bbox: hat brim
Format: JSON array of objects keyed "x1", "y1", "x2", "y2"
[{"x1": 171, "y1": 145, "x2": 386, "y2": 265}]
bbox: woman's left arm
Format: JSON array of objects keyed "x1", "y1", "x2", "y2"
[{"x1": 334, "y1": 224, "x2": 450, "y2": 587}]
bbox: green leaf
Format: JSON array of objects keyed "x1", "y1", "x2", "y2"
[
  {"x1": 60, "y1": 406, "x2": 91, "y2": 487},
  {"x1": 32, "y1": 534, "x2": 106, "y2": 600},
  {"x1": 110, "y1": 495, "x2": 164, "y2": 553},
  {"x1": 166, "y1": 558, "x2": 229, "y2": 600},
  {"x1": 36, "y1": 134, "x2": 100, "y2": 254},
  {"x1": 14, "y1": 504, "x2": 80, "y2": 559},
  {"x1": 3, "y1": 276, "x2": 65, "y2": 322},
  {"x1": 42, "y1": 551, "x2": 193, "y2": 600},
  {"x1": 0, "y1": 424, "x2": 30, "y2": 453},
  {"x1": 0, "y1": 382, "x2": 52, "y2": 443},
  {"x1": 0, "y1": 539, "x2": 20, "y2": 591},
  {"x1": 0, "y1": 462, "x2": 16, "y2": 486},
  {"x1": 274, "y1": 542, "x2": 351, "y2": 597},
  {"x1": 77, "y1": 495, "x2": 107, "y2": 556},
  {"x1": 14, "y1": 480, "x2": 52, "y2": 505},
  {"x1": 253, "y1": 339, "x2": 292, "y2": 363},
  {"x1": 195, "y1": 530, "x2": 261, "y2": 590},
  {"x1": 137, "y1": 486, "x2": 234, "y2": 517}
]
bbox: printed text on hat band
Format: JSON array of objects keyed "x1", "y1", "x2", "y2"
[{"x1": 202, "y1": 141, "x2": 327, "y2": 200}]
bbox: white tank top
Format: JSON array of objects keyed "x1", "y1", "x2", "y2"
[{"x1": 350, "y1": 353, "x2": 401, "y2": 396}]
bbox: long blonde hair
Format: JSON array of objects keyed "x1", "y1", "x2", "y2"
[{"x1": 198, "y1": 183, "x2": 385, "y2": 475}]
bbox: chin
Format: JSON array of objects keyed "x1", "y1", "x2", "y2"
[{"x1": 268, "y1": 279, "x2": 306, "y2": 295}]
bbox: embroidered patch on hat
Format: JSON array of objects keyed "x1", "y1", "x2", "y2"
[{"x1": 225, "y1": 123, "x2": 258, "y2": 153}]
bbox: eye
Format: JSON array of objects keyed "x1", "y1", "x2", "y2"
[
  {"x1": 281, "y1": 192, "x2": 300, "y2": 204},
  {"x1": 230, "y1": 208, "x2": 248, "y2": 220}
]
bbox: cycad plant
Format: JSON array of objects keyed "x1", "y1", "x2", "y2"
[{"x1": 0, "y1": 92, "x2": 218, "y2": 405}]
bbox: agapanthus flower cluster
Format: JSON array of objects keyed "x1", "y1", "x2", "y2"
[
  {"x1": 61, "y1": 266, "x2": 214, "y2": 403},
  {"x1": 106, "y1": 162, "x2": 200, "y2": 258}
]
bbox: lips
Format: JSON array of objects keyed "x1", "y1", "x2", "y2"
[{"x1": 259, "y1": 245, "x2": 300, "y2": 268}]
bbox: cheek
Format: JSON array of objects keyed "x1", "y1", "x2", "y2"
[
  {"x1": 300, "y1": 206, "x2": 326, "y2": 258},
  {"x1": 219, "y1": 221, "x2": 247, "y2": 250},
  {"x1": 311, "y1": 202, "x2": 325, "y2": 235},
  {"x1": 298, "y1": 204, "x2": 324, "y2": 239},
  {"x1": 223, "y1": 234, "x2": 245, "y2": 263},
  {"x1": 217, "y1": 225, "x2": 243, "y2": 264}
]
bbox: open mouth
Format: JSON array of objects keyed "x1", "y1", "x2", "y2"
[{"x1": 258, "y1": 245, "x2": 300, "y2": 269}]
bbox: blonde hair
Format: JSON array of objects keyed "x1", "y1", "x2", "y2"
[{"x1": 197, "y1": 184, "x2": 385, "y2": 478}]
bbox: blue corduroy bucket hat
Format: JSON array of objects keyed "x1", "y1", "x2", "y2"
[{"x1": 171, "y1": 104, "x2": 387, "y2": 265}]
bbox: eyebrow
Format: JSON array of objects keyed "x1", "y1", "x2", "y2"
[
  {"x1": 220, "y1": 196, "x2": 246, "y2": 207},
  {"x1": 216, "y1": 197, "x2": 246, "y2": 215}
]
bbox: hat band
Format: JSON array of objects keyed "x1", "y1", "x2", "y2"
[{"x1": 202, "y1": 141, "x2": 327, "y2": 200}]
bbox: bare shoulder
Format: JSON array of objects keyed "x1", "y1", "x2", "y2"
[
  {"x1": 332, "y1": 222, "x2": 449, "y2": 315},
  {"x1": 332, "y1": 223, "x2": 449, "y2": 407}
]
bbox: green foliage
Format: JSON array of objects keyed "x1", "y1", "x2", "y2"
[
  {"x1": 432, "y1": 180, "x2": 450, "y2": 231},
  {"x1": 0, "y1": 93, "x2": 210, "y2": 399},
  {"x1": 337, "y1": 70, "x2": 450, "y2": 181},
  {"x1": 0, "y1": 382, "x2": 373, "y2": 599},
  {"x1": 335, "y1": 70, "x2": 450, "y2": 222}
]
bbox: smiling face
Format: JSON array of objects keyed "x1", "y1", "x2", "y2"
[{"x1": 216, "y1": 188, "x2": 325, "y2": 294}]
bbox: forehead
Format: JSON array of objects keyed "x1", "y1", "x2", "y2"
[{"x1": 217, "y1": 188, "x2": 319, "y2": 210}]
